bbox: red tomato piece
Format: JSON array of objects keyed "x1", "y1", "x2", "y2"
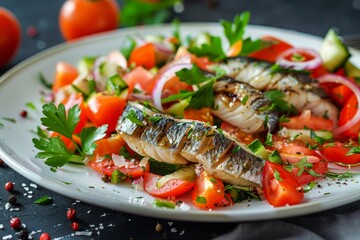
[
  {"x1": 280, "y1": 110, "x2": 333, "y2": 131},
  {"x1": 85, "y1": 93, "x2": 126, "y2": 133},
  {"x1": 262, "y1": 161, "x2": 303, "y2": 207},
  {"x1": 271, "y1": 135, "x2": 316, "y2": 156},
  {"x1": 129, "y1": 43, "x2": 156, "y2": 69},
  {"x1": 0, "y1": 7, "x2": 21, "y2": 68},
  {"x1": 338, "y1": 94, "x2": 360, "y2": 138},
  {"x1": 331, "y1": 85, "x2": 353, "y2": 106},
  {"x1": 220, "y1": 121, "x2": 257, "y2": 145},
  {"x1": 183, "y1": 108, "x2": 214, "y2": 125},
  {"x1": 59, "y1": 0, "x2": 119, "y2": 41},
  {"x1": 52, "y1": 62, "x2": 78, "y2": 92},
  {"x1": 320, "y1": 142, "x2": 360, "y2": 165},
  {"x1": 248, "y1": 35, "x2": 293, "y2": 62},
  {"x1": 123, "y1": 66, "x2": 154, "y2": 95},
  {"x1": 143, "y1": 172, "x2": 195, "y2": 198},
  {"x1": 92, "y1": 135, "x2": 125, "y2": 159},
  {"x1": 191, "y1": 171, "x2": 228, "y2": 209},
  {"x1": 102, "y1": 164, "x2": 147, "y2": 179}
]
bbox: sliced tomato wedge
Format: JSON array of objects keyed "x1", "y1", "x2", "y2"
[
  {"x1": 102, "y1": 164, "x2": 147, "y2": 179},
  {"x1": 338, "y1": 94, "x2": 360, "y2": 138},
  {"x1": 262, "y1": 161, "x2": 303, "y2": 207},
  {"x1": 320, "y1": 142, "x2": 360, "y2": 165},
  {"x1": 191, "y1": 171, "x2": 230, "y2": 209},
  {"x1": 290, "y1": 161, "x2": 328, "y2": 185},
  {"x1": 248, "y1": 35, "x2": 293, "y2": 62},
  {"x1": 85, "y1": 93, "x2": 126, "y2": 133},
  {"x1": 52, "y1": 62, "x2": 78, "y2": 92},
  {"x1": 129, "y1": 43, "x2": 156, "y2": 69},
  {"x1": 271, "y1": 135, "x2": 316, "y2": 156},
  {"x1": 279, "y1": 110, "x2": 333, "y2": 131},
  {"x1": 143, "y1": 172, "x2": 195, "y2": 198},
  {"x1": 92, "y1": 135, "x2": 125, "y2": 159},
  {"x1": 123, "y1": 66, "x2": 154, "y2": 95},
  {"x1": 331, "y1": 84, "x2": 353, "y2": 106}
]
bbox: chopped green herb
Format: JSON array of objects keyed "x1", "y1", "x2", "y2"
[
  {"x1": 153, "y1": 199, "x2": 176, "y2": 209},
  {"x1": 34, "y1": 195, "x2": 53, "y2": 205},
  {"x1": 232, "y1": 145, "x2": 241, "y2": 154},
  {"x1": 61, "y1": 181, "x2": 73, "y2": 185},
  {"x1": 221, "y1": 12, "x2": 250, "y2": 45},
  {"x1": 269, "y1": 63, "x2": 310, "y2": 76},
  {"x1": 210, "y1": 177, "x2": 217, "y2": 183},
  {"x1": 273, "y1": 169, "x2": 283, "y2": 181},
  {"x1": 38, "y1": 72, "x2": 52, "y2": 89},
  {"x1": 125, "y1": 109, "x2": 144, "y2": 126},
  {"x1": 188, "y1": 36, "x2": 226, "y2": 61},
  {"x1": 303, "y1": 181, "x2": 317, "y2": 193},
  {"x1": 264, "y1": 132, "x2": 273, "y2": 146},
  {"x1": 268, "y1": 150, "x2": 282, "y2": 164},
  {"x1": 149, "y1": 115, "x2": 162, "y2": 123},
  {"x1": 225, "y1": 185, "x2": 260, "y2": 202},
  {"x1": 264, "y1": 90, "x2": 297, "y2": 115},
  {"x1": 2, "y1": 117, "x2": 16, "y2": 123},
  {"x1": 326, "y1": 171, "x2": 355, "y2": 179},
  {"x1": 195, "y1": 196, "x2": 207, "y2": 204},
  {"x1": 279, "y1": 114, "x2": 290, "y2": 123},
  {"x1": 240, "y1": 38, "x2": 272, "y2": 56},
  {"x1": 26, "y1": 102, "x2": 37, "y2": 111},
  {"x1": 346, "y1": 146, "x2": 360, "y2": 156},
  {"x1": 111, "y1": 169, "x2": 127, "y2": 183},
  {"x1": 241, "y1": 95, "x2": 249, "y2": 105}
]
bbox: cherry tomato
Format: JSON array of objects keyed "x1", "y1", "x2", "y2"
[
  {"x1": 248, "y1": 35, "x2": 293, "y2": 62},
  {"x1": 52, "y1": 62, "x2": 78, "y2": 92},
  {"x1": 129, "y1": 43, "x2": 156, "y2": 69},
  {"x1": 338, "y1": 94, "x2": 360, "y2": 138},
  {"x1": 123, "y1": 66, "x2": 154, "y2": 94},
  {"x1": 0, "y1": 7, "x2": 21, "y2": 68},
  {"x1": 85, "y1": 93, "x2": 126, "y2": 133},
  {"x1": 143, "y1": 172, "x2": 195, "y2": 198},
  {"x1": 320, "y1": 142, "x2": 360, "y2": 165},
  {"x1": 262, "y1": 161, "x2": 303, "y2": 207},
  {"x1": 191, "y1": 171, "x2": 229, "y2": 209},
  {"x1": 280, "y1": 110, "x2": 333, "y2": 131},
  {"x1": 59, "y1": 0, "x2": 119, "y2": 41},
  {"x1": 271, "y1": 135, "x2": 316, "y2": 156},
  {"x1": 102, "y1": 164, "x2": 148, "y2": 179}
]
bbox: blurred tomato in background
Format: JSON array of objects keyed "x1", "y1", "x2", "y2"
[
  {"x1": 0, "y1": 7, "x2": 21, "y2": 68},
  {"x1": 59, "y1": 0, "x2": 120, "y2": 41}
]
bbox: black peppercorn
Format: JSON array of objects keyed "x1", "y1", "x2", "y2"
[
  {"x1": 8, "y1": 195, "x2": 17, "y2": 204},
  {"x1": 19, "y1": 229, "x2": 29, "y2": 240}
]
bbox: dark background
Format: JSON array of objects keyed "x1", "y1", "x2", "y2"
[{"x1": 1, "y1": 0, "x2": 360, "y2": 239}]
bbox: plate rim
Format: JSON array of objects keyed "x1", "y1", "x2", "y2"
[{"x1": 1, "y1": 23, "x2": 360, "y2": 222}]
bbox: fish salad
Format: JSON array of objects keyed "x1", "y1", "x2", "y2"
[{"x1": 33, "y1": 12, "x2": 360, "y2": 209}]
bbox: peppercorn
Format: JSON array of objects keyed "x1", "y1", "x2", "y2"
[
  {"x1": 102, "y1": 174, "x2": 110, "y2": 182},
  {"x1": 5, "y1": 182, "x2": 14, "y2": 192},
  {"x1": 10, "y1": 217, "x2": 21, "y2": 229},
  {"x1": 66, "y1": 208, "x2": 76, "y2": 220},
  {"x1": 71, "y1": 222, "x2": 79, "y2": 231},
  {"x1": 155, "y1": 222, "x2": 163, "y2": 232},
  {"x1": 20, "y1": 110, "x2": 28, "y2": 118},
  {"x1": 19, "y1": 229, "x2": 29, "y2": 240},
  {"x1": 0, "y1": 158, "x2": 4, "y2": 166},
  {"x1": 8, "y1": 195, "x2": 17, "y2": 204},
  {"x1": 39, "y1": 233, "x2": 51, "y2": 240}
]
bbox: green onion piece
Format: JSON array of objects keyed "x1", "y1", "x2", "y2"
[
  {"x1": 268, "y1": 150, "x2": 283, "y2": 164},
  {"x1": 195, "y1": 196, "x2": 207, "y2": 204},
  {"x1": 34, "y1": 195, "x2": 53, "y2": 205},
  {"x1": 153, "y1": 199, "x2": 176, "y2": 209}
]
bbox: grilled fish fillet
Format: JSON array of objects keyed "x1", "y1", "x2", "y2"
[{"x1": 116, "y1": 101, "x2": 264, "y2": 187}]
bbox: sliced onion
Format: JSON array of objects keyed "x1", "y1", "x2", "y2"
[
  {"x1": 107, "y1": 50, "x2": 127, "y2": 70},
  {"x1": 276, "y1": 48, "x2": 322, "y2": 70},
  {"x1": 112, "y1": 154, "x2": 128, "y2": 168},
  {"x1": 152, "y1": 63, "x2": 192, "y2": 111},
  {"x1": 318, "y1": 74, "x2": 360, "y2": 136},
  {"x1": 129, "y1": 92, "x2": 153, "y2": 101}
]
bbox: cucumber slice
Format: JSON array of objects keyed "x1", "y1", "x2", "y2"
[
  {"x1": 166, "y1": 99, "x2": 190, "y2": 117},
  {"x1": 278, "y1": 128, "x2": 333, "y2": 143},
  {"x1": 247, "y1": 139, "x2": 270, "y2": 159},
  {"x1": 77, "y1": 56, "x2": 96, "y2": 75},
  {"x1": 319, "y1": 29, "x2": 351, "y2": 72},
  {"x1": 345, "y1": 61, "x2": 360, "y2": 79},
  {"x1": 148, "y1": 158, "x2": 184, "y2": 176},
  {"x1": 156, "y1": 165, "x2": 196, "y2": 188}
]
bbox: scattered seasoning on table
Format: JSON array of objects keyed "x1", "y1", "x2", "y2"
[
  {"x1": 71, "y1": 222, "x2": 79, "y2": 231},
  {"x1": 19, "y1": 229, "x2": 29, "y2": 240},
  {"x1": 39, "y1": 233, "x2": 51, "y2": 240},
  {"x1": 27, "y1": 25, "x2": 38, "y2": 38},
  {"x1": 5, "y1": 182, "x2": 14, "y2": 192},
  {"x1": 10, "y1": 217, "x2": 21, "y2": 229},
  {"x1": 155, "y1": 222, "x2": 163, "y2": 232},
  {"x1": 67, "y1": 208, "x2": 76, "y2": 220},
  {"x1": 8, "y1": 194, "x2": 17, "y2": 204},
  {"x1": 20, "y1": 110, "x2": 28, "y2": 118},
  {"x1": 0, "y1": 158, "x2": 4, "y2": 166}
]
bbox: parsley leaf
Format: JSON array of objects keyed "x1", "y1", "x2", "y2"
[
  {"x1": 264, "y1": 90, "x2": 297, "y2": 115},
  {"x1": 187, "y1": 80, "x2": 215, "y2": 109},
  {"x1": 80, "y1": 125, "x2": 107, "y2": 155},
  {"x1": 240, "y1": 38, "x2": 272, "y2": 56},
  {"x1": 34, "y1": 195, "x2": 53, "y2": 205},
  {"x1": 188, "y1": 36, "x2": 226, "y2": 61},
  {"x1": 221, "y1": 11, "x2": 250, "y2": 45},
  {"x1": 346, "y1": 146, "x2": 360, "y2": 156},
  {"x1": 175, "y1": 65, "x2": 210, "y2": 85},
  {"x1": 125, "y1": 109, "x2": 144, "y2": 126}
]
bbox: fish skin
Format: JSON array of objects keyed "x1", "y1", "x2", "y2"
[
  {"x1": 209, "y1": 57, "x2": 339, "y2": 123},
  {"x1": 116, "y1": 101, "x2": 264, "y2": 187}
]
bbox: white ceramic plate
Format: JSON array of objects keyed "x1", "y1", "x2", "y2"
[{"x1": 1, "y1": 24, "x2": 360, "y2": 222}]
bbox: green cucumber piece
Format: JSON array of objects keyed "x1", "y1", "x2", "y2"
[
  {"x1": 77, "y1": 56, "x2": 96, "y2": 75},
  {"x1": 166, "y1": 99, "x2": 190, "y2": 117},
  {"x1": 279, "y1": 128, "x2": 333, "y2": 143},
  {"x1": 148, "y1": 158, "x2": 184, "y2": 176},
  {"x1": 319, "y1": 29, "x2": 351, "y2": 72},
  {"x1": 247, "y1": 139, "x2": 270, "y2": 159},
  {"x1": 156, "y1": 165, "x2": 196, "y2": 188},
  {"x1": 345, "y1": 61, "x2": 360, "y2": 79}
]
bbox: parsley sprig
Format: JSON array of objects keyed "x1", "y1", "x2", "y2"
[{"x1": 32, "y1": 103, "x2": 107, "y2": 169}]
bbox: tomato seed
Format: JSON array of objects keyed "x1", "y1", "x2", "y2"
[
  {"x1": 10, "y1": 217, "x2": 21, "y2": 229},
  {"x1": 66, "y1": 208, "x2": 76, "y2": 220},
  {"x1": 71, "y1": 222, "x2": 79, "y2": 231},
  {"x1": 39, "y1": 233, "x2": 51, "y2": 240},
  {"x1": 5, "y1": 182, "x2": 14, "y2": 192}
]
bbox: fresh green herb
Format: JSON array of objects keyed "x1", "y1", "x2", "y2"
[
  {"x1": 273, "y1": 169, "x2": 283, "y2": 181},
  {"x1": 225, "y1": 185, "x2": 260, "y2": 202},
  {"x1": 111, "y1": 169, "x2": 127, "y2": 183},
  {"x1": 188, "y1": 36, "x2": 226, "y2": 61},
  {"x1": 33, "y1": 103, "x2": 107, "y2": 169},
  {"x1": 62, "y1": 181, "x2": 73, "y2": 185},
  {"x1": 2, "y1": 117, "x2": 16, "y2": 123},
  {"x1": 278, "y1": 114, "x2": 290, "y2": 123},
  {"x1": 34, "y1": 195, "x2": 53, "y2": 205},
  {"x1": 195, "y1": 196, "x2": 207, "y2": 204},
  {"x1": 241, "y1": 95, "x2": 249, "y2": 105},
  {"x1": 26, "y1": 102, "x2": 37, "y2": 111},
  {"x1": 240, "y1": 38, "x2": 273, "y2": 56},
  {"x1": 125, "y1": 109, "x2": 144, "y2": 126},
  {"x1": 172, "y1": 18, "x2": 181, "y2": 46},
  {"x1": 38, "y1": 72, "x2": 52, "y2": 89},
  {"x1": 268, "y1": 150, "x2": 283, "y2": 164},
  {"x1": 290, "y1": 53, "x2": 305, "y2": 62},
  {"x1": 232, "y1": 145, "x2": 241, "y2": 154},
  {"x1": 149, "y1": 115, "x2": 162, "y2": 123},
  {"x1": 210, "y1": 177, "x2": 217, "y2": 183},
  {"x1": 310, "y1": 129, "x2": 332, "y2": 145},
  {"x1": 120, "y1": 36, "x2": 137, "y2": 60},
  {"x1": 303, "y1": 181, "x2": 317, "y2": 193},
  {"x1": 264, "y1": 132, "x2": 273, "y2": 146},
  {"x1": 264, "y1": 90, "x2": 297, "y2": 115},
  {"x1": 293, "y1": 157, "x2": 313, "y2": 176},
  {"x1": 153, "y1": 199, "x2": 176, "y2": 209},
  {"x1": 175, "y1": 64, "x2": 211, "y2": 85},
  {"x1": 306, "y1": 169, "x2": 321, "y2": 177},
  {"x1": 119, "y1": 145, "x2": 142, "y2": 160},
  {"x1": 221, "y1": 12, "x2": 250, "y2": 45},
  {"x1": 0, "y1": 122, "x2": 3, "y2": 127},
  {"x1": 326, "y1": 171, "x2": 355, "y2": 179},
  {"x1": 346, "y1": 146, "x2": 360, "y2": 156}
]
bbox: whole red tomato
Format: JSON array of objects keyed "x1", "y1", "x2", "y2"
[
  {"x1": 59, "y1": 0, "x2": 119, "y2": 41},
  {"x1": 0, "y1": 7, "x2": 21, "y2": 68}
]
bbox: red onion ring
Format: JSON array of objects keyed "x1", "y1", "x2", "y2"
[
  {"x1": 107, "y1": 50, "x2": 127, "y2": 70},
  {"x1": 318, "y1": 74, "x2": 360, "y2": 136},
  {"x1": 152, "y1": 63, "x2": 193, "y2": 111},
  {"x1": 276, "y1": 48, "x2": 322, "y2": 70}
]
